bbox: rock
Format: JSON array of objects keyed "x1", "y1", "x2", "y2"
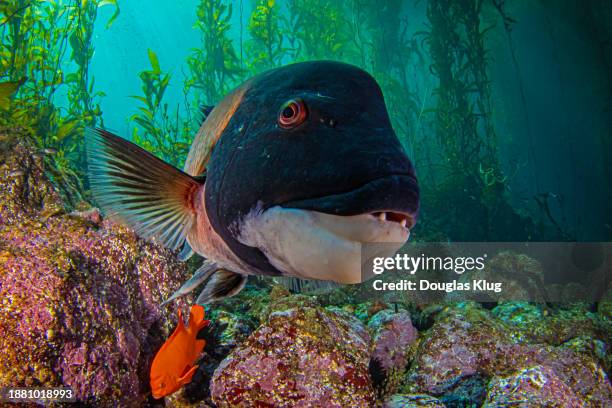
[
  {"x1": 0, "y1": 138, "x2": 191, "y2": 406},
  {"x1": 211, "y1": 305, "x2": 374, "y2": 407},
  {"x1": 368, "y1": 310, "x2": 419, "y2": 398},
  {"x1": 408, "y1": 303, "x2": 509, "y2": 394},
  {"x1": 352, "y1": 301, "x2": 392, "y2": 323},
  {"x1": 492, "y1": 302, "x2": 544, "y2": 327},
  {"x1": 258, "y1": 293, "x2": 319, "y2": 322},
  {"x1": 525, "y1": 308, "x2": 610, "y2": 346},
  {"x1": 369, "y1": 310, "x2": 418, "y2": 373},
  {"x1": 69, "y1": 207, "x2": 103, "y2": 225},
  {"x1": 598, "y1": 282, "x2": 612, "y2": 320},
  {"x1": 437, "y1": 374, "x2": 487, "y2": 407},
  {"x1": 407, "y1": 303, "x2": 612, "y2": 407},
  {"x1": 209, "y1": 310, "x2": 257, "y2": 347},
  {"x1": 483, "y1": 365, "x2": 584, "y2": 407},
  {"x1": 561, "y1": 336, "x2": 608, "y2": 371},
  {"x1": 268, "y1": 284, "x2": 291, "y2": 301},
  {"x1": 451, "y1": 251, "x2": 547, "y2": 303},
  {"x1": 383, "y1": 393, "x2": 446, "y2": 408},
  {"x1": 496, "y1": 345, "x2": 612, "y2": 407}
]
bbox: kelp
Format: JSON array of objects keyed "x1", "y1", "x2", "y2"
[
  {"x1": 419, "y1": 0, "x2": 544, "y2": 241},
  {"x1": 0, "y1": 0, "x2": 119, "y2": 205},
  {"x1": 130, "y1": 49, "x2": 191, "y2": 167},
  {"x1": 284, "y1": 0, "x2": 348, "y2": 61},
  {"x1": 128, "y1": 0, "x2": 244, "y2": 166},
  {"x1": 246, "y1": 0, "x2": 284, "y2": 71},
  {"x1": 185, "y1": 0, "x2": 243, "y2": 107},
  {"x1": 127, "y1": 0, "x2": 247, "y2": 167},
  {"x1": 1, "y1": 0, "x2": 586, "y2": 240}
]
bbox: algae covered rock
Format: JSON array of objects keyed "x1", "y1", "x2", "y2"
[
  {"x1": 407, "y1": 302, "x2": 612, "y2": 407},
  {"x1": 383, "y1": 393, "x2": 446, "y2": 408},
  {"x1": 483, "y1": 365, "x2": 584, "y2": 407},
  {"x1": 369, "y1": 309, "x2": 418, "y2": 373},
  {"x1": 407, "y1": 303, "x2": 509, "y2": 394},
  {"x1": 0, "y1": 137, "x2": 190, "y2": 406},
  {"x1": 368, "y1": 309, "x2": 419, "y2": 399},
  {"x1": 210, "y1": 304, "x2": 374, "y2": 407},
  {"x1": 451, "y1": 251, "x2": 548, "y2": 303},
  {"x1": 492, "y1": 301, "x2": 544, "y2": 326}
]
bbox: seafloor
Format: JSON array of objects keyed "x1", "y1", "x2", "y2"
[{"x1": 1, "y1": 130, "x2": 611, "y2": 407}]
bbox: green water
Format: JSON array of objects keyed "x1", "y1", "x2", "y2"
[{"x1": 1, "y1": 0, "x2": 611, "y2": 241}]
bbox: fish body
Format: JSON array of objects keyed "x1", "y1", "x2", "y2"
[
  {"x1": 87, "y1": 60, "x2": 420, "y2": 302},
  {"x1": 150, "y1": 304, "x2": 209, "y2": 399}
]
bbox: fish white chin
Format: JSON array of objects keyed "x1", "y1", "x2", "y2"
[{"x1": 236, "y1": 206, "x2": 411, "y2": 284}]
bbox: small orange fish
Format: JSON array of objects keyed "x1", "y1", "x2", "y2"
[{"x1": 150, "y1": 304, "x2": 210, "y2": 399}]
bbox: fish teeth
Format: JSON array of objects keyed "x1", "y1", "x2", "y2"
[
  {"x1": 400, "y1": 218, "x2": 407, "y2": 228},
  {"x1": 378, "y1": 212, "x2": 386, "y2": 221}
]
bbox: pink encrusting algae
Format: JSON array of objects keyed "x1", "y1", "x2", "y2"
[
  {"x1": 1, "y1": 130, "x2": 611, "y2": 407},
  {"x1": 0, "y1": 132, "x2": 191, "y2": 406}
]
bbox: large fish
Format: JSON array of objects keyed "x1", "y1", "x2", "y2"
[{"x1": 87, "y1": 61, "x2": 419, "y2": 303}]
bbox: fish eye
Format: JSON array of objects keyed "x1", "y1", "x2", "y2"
[{"x1": 278, "y1": 99, "x2": 307, "y2": 129}]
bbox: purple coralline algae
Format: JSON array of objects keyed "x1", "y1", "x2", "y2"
[
  {"x1": 407, "y1": 302, "x2": 612, "y2": 407},
  {"x1": 0, "y1": 136, "x2": 190, "y2": 406},
  {"x1": 2, "y1": 132, "x2": 611, "y2": 407},
  {"x1": 210, "y1": 305, "x2": 374, "y2": 407},
  {"x1": 369, "y1": 309, "x2": 418, "y2": 373},
  {"x1": 483, "y1": 365, "x2": 585, "y2": 407}
]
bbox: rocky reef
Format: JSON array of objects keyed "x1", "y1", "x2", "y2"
[
  {"x1": 211, "y1": 304, "x2": 374, "y2": 407},
  {"x1": 405, "y1": 302, "x2": 611, "y2": 407},
  {"x1": 0, "y1": 131, "x2": 191, "y2": 406},
  {"x1": 1, "y1": 131, "x2": 611, "y2": 407}
]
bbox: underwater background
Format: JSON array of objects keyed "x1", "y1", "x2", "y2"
[
  {"x1": 1, "y1": 0, "x2": 611, "y2": 243},
  {"x1": 0, "y1": 0, "x2": 611, "y2": 407}
]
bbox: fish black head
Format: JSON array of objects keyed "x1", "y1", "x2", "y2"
[{"x1": 199, "y1": 61, "x2": 419, "y2": 283}]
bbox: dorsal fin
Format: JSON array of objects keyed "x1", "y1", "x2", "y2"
[
  {"x1": 86, "y1": 128, "x2": 203, "y2": 251},
  {"x1": 188, "y1": 304, "x2": 209, "y2": 332},
  {"x1": 200, "y1": 105, "x2": 215, "y2": 122},
  {"x1": 183, "y1": 81, "x2": 251, "y2": 176}
]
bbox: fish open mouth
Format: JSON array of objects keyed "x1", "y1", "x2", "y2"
[
  {"x1": 236, "y1": 174, "x2": 419, "y2": 284},
  {"x1": 370, "y1": 211, "x2": 414, "y2": 229}
]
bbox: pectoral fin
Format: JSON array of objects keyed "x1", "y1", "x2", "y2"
[
  {"x1": 178, "y1": 365, "x2": 198, "y2": 385},
  {"x1": 275, "y1": 276, "x2": 341, "y2": 294},
  {"x1": 178, "y1": 242, "x2": 195, "y2": 261},
  {"x1": 195, "y1": 270, "x2": 247, "y2": 304},
  {"x1": 161, "y1": 260, "x2": 218, "y2": 306}
]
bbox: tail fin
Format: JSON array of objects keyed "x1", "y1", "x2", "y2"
[
  {"x1": 86, "y1": 128, "x2": 202, "y2": 251},
  {"x1": 188, "y1": 304, "x2": 209, "y2": 332}
]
